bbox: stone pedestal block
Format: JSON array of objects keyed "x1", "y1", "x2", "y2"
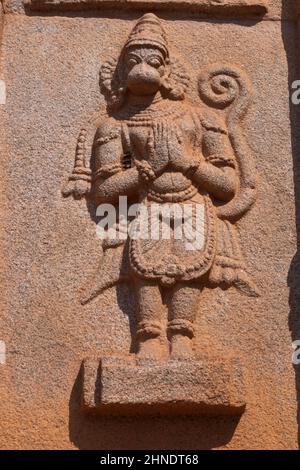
[{"x1": 82, "y1": 356, "x2": 246, "y2": 416}]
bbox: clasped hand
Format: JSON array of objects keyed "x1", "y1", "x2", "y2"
[{"x1": 146, "y1": 122, "x2": 199, "y2": 177}]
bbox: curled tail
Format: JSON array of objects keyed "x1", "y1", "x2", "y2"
[{"x1": 198, "y1": 65, "x2": 257, "y2": 221}]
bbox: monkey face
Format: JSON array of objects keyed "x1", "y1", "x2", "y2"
[{"x1": 125, "y1": 46, "x2": 168, "y2": 96}]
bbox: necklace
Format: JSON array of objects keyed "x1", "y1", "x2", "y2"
[{"x1": 118, "y1": 100, "x2": 186, "y2": 126}]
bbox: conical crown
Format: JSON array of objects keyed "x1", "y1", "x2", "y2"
[{"x1": 125, "y1": 14, "x2": 168, "y2": 57}]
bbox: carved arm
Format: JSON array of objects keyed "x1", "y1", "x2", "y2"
[
  {"x1": 191, "y1": 126, "x2": 237, "y2": 202},
  {"x1": 92, "y1": 167, "x2": 140, "y2": 205},
  {"x1": 91, "y1": 124, "x2": 142, "y2": 205},
  {"x1": 191, "y1": 163, "x2": 236, "y2": 202}
]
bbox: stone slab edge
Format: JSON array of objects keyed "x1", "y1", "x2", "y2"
[
  {"x1": 3, "y1": 1, "x2": 300, "y2": 21},
  {"x1": 82, "y1": 355, "x2": 246, "y2": 416},
  {"x1": 23, "y1": 0, "x2": 268, "y2": 16},
  {"x1": 0, "y1": 0, "x2": 276, "y2": 18}
]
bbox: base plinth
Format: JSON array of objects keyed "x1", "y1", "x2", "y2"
[{"x1": 82, "y1": 355, "x2": 246, "y2": 416}]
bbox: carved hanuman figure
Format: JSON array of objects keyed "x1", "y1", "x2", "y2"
[{"x1": 64, "y1": 14, "x2": 258, "y2": 361}]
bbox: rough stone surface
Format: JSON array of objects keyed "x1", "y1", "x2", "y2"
[
  {"x1": 23, "y1": 0, "x2": 269, "y2": 17},
  {"x1": 82, "y1": 356, "x2": 246, "y2": 415},
  {"x1": 0, "y1": 0, "x2": 299, "y2": 450}
]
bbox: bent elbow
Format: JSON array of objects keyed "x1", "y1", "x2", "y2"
[
  {"x1": 216, "y1": 177, "x2": 237, "y2": 202},
  {"x1": 90, "y1": 183, "x2": 117, "y2": 206}
]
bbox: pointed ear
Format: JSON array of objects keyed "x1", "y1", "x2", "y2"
[
  {"x1": 160, "y1": 55, "x2": 190, "y2": 101},
  {"x1": 99, "y1": 55, "x2": 127, "y2": 110}
]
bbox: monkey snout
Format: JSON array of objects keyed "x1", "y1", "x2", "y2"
[{"x1": 127, "y1": 64, "x2": 161, "y2": 95}]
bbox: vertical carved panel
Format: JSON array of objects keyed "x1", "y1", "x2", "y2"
[
  {"x1": 62, "y1": 13, "x2": 262, "y2": 414},
  {"x1": 1, "y1": 0, "x2": 299, "y2": 450}
]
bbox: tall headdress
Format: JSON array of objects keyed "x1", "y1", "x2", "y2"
[{"x1": 125, "y1": 13, "x2": 169, "y2": 58}]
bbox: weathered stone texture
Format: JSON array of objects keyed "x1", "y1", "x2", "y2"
[
  {"x1": 83, "y1": 356, "x2": 246, "y2": 415},
  {"x1": 0, "y1": 0, "x2": 299, "y2": 450}
]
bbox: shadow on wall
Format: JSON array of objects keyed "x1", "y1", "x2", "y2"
[
  {"x1": 282, "y1": 0, "x2": 300, "y2": 450},
  {"x1": 68, "y1": 364, "x2": 241, "y2": 450}
]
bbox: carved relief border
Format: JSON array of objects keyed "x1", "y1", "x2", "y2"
[
  {"x1": 1, "y1": 0, "x2": 300, "y2": 420},
  {"x1": 0, "y1": 0, "x2": 270, "y2": 17},
  {"x1": 23, "y1": 0, "x2": 268, "y2": 16},
  {"x1": 4, "y1": 1, "x2": 300, "y2": 21}
]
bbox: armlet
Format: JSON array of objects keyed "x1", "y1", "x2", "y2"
[{"x1": 93, "y1": 163, "x2": 123, "y2": 180}]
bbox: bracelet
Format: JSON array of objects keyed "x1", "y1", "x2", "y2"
[
  {"x1": 93, "y1": 163, "x2": 122, "y2": 180},
  {"x1": 96, "y1": 129, "x2": 120, "y2": 146},
  {"x1": 206, "y1": 154, "x2": 236, "y2": 168}
]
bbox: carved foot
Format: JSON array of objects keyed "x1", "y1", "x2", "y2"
[
  {"x1": 170, "y1": 334, "x2": 195, "y2": 360},
  {"x1": 137, "y1": 337, "x2": 169, "y2": 362}
]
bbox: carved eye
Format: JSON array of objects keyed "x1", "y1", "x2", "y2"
[
  {"x1": 127, "y1": 57, "x2": 139, "y2": 68},
  {"x1": 148, "y1": 57, "x2": 163, "y2": 68}
]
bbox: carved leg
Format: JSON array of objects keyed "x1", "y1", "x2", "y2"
[
  {"x1": 167, "y1": 282, "x2": 201, "y2": 360},
  {"x1": 135, "y1": 279, "x2": 168, "y2": 361}
]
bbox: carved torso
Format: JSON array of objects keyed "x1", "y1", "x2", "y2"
[
  {"x1": 129, "y1": 106, "x2": 198, "y2": 199},
  {"x1": 105, "y1": 100, "x2": 216, "y2": 284},
  {"x1": 102, "y1": 100, "x2": 206, "y2": 201},
  {"x1": 90, "y1": 100, "x2": 237, "y2": 285}
]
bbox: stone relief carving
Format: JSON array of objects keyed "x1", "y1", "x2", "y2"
[{"x1": 64, "y1": 13, "x2": 258, "y2": 365}]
